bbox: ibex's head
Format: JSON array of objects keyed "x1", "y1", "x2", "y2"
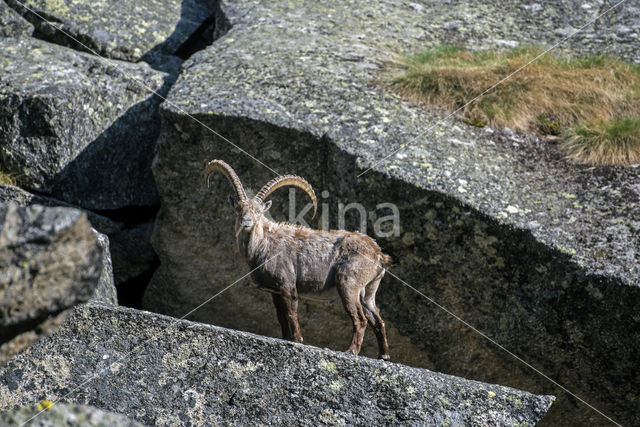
[
  {"x1": 204, "y1": 160, "x2": 317, "y2": 232},
  {"x1": 230, "y1": 198, "x2": 270, "y2": 231}
]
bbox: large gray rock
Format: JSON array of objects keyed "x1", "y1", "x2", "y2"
[
  {"x1": 0, "y1": 1, "x2": 32, "y2": 37},
  {"x1": 0, "y1": 203, "x2": 115, "y2": 343},
  {"x1": 0, "y1": 403, "x2": 143, "y2": 427},
  {"x1": 145, "y1": 0, "x2": 640, "y2": 425},
  {"x1": 6, "y1": 0, "x2": 217, "y2": 70},
  {"x1": 0, "y1": 304, "x2": 554, "y2": 426},
  {"x1": 0, "y1": 37, "x2": 167, "y2": 210}
]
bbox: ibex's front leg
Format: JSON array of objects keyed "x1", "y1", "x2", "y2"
[
  {"x1": 271, "y1": 293, "x2": 292, "y2": 340},
  {"x1": 274, "y1": 284, "x2": 303, "y2": 343}
]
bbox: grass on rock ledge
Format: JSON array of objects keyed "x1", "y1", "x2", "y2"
[
  {"x1": 0, "y1": 164, "x2": 16, "y2": 186},
  {"x1": 390, "y1": 45, "x2": 640, "y2": 166}
]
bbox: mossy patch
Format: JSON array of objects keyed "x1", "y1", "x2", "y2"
[{"x1": 390, "y1": 45, "x2": 640, "y2": 165}]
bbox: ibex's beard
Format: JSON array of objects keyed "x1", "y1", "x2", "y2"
[{"x1": 236, "y1": 224, "x2": 253, "y2": 237}]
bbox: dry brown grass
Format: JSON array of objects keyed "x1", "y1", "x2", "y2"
[{"x1": 390, "y1": 45, "x2": 640, "y2": 165}]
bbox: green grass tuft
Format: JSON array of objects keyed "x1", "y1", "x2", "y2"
[
  {"x1": 564, "y1": 117, "x2": 640, "y2": 165},
  {"x1": 390, "y1": 45, "x2": 640, "y2": 166}
]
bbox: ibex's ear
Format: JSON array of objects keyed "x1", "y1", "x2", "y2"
[
  {"x1": 262, "y1": 200, "x2": 272, "y2": 213},
  {"x1": 229, "y1": 195, "x2": 236, "y2": 208}
]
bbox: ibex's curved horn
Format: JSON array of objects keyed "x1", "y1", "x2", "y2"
[
  {"x1": 255, "y1": 175, "x2": 317, "y2": 219},
  {"x1": 204, "y1": 160, "x2": 247, "y2": 201}
]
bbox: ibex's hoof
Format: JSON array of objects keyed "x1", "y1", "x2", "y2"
[
  {"x1": 345, "y1": 347, "x2": 359, "y2": 355},
  {"x1": 379, "y1": 354, "x2": 390, "y2": 361}
]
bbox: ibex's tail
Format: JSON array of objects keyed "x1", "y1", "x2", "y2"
[{"x1": 381, "y1": 253, "x2": 392, "y2": 269}]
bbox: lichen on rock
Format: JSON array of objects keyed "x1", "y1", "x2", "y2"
[
  {"x1": 0, "y1": 202, "x2": 115, "y2": 343},
  {"x1": 0, "y1": 402, "x2": 143, "y2": 427}
]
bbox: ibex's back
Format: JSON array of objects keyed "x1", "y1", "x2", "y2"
[
  {"x1": 205, "y1": 159, "x2": 391, "y2": 359},
  {"x1": 253, "y1": 222, "x2": 391, "y2": 294}
]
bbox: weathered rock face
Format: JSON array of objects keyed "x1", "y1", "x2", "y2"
[
  {"x1": 0, "y1": 37, "x2": 167, "y2": 210},
  {"x1": 6, "y1": 0, "x2": 217, "y2": 71},
  {"x1": 91, "y1": 231, "x2": 117, "y2": 306},
  {"x1": 145, "y1": 0, "x2": 639, "y2": 425},
  {"x1": 0, "y1": 203, "x2": 115, "y2": 343},
  {"x1": 0, "y1": 1, "x2": 32, "y2": 37},
  {"x1": 0, "y1": 303, "x2": 554, "y2": 426},
  {"x1": 1, "y1": 403, "x2": 143, "y2": 427}
]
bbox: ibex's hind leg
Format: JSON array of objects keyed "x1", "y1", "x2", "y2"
[
  {"x1": 271, "y1": 293, "x2": 292, "y2": 340},
  {"x1": 337, "y1": 282, "x2": 368, "y2": 355},
  {"x1": 362, "y1": 273, "x2": 390, "y2": 360}
]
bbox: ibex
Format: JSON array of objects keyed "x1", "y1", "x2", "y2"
[{"x1": 204, "y1": 160, "x2": 391, "y2": 359}]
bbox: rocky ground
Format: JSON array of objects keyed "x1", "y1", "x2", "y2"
[
  {"x1": 0, "y1": 304, "x2": 554, "y2": 426},
  {"x1": 1, "y1": 0, "x2": 639, "y2": 425}
]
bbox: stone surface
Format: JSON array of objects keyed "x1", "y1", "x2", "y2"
[
  {"x1": 0, "y1": 303, "x2": 554, "y2": 426},
  {"x1": 0, "y1": 183, "x2": 157, "y2": 307},
  {"x1": 6, "y1": 0, "x2": 217, "y2": 70},
  {"x1": 0, "y1": 203, "x2": 114, "y2": 343},
  {"x1": 145, "y1": 1, "x2": 640, "y2": 425},
  {"x1": 0, "y1": 186, "x2": 118, "y2": 307},
  {"x1": 0, "y1": 37, "x2": 167, "y2": 210},
  {"x1": 0, "y1": 1, "x2": 32, "y2": 37},
  {"x1": 1, "y1": 403, "x2": 143, "y2": 427}
]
